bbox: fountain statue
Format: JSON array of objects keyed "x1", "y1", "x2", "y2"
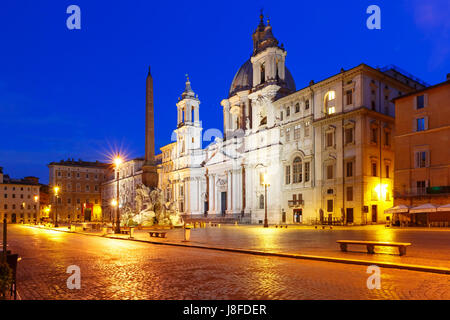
[{"x1": 120, "y1": 184, "x2": 183, "y2": 227}]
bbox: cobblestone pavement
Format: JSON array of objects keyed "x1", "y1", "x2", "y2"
[
  {"x1": 91, "y1": 224, "x2": 450, "y2": 268},
  {"x1": 4, "y1": 225, "x2": 450, "y2": 300}
]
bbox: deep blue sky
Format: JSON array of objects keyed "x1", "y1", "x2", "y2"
[{"x1": 0, "y1": 0, "x2": 449, "y2": 184}]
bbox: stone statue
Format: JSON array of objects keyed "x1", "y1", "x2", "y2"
[{"x1": 121, "y1": 184, "x2": 183, "y2": 227}]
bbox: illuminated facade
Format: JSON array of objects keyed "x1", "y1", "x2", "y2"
[
  {"x1": 393, "y1": 77, "x2": 450, "y2": 224},
  {"x1": 48, "y1": 159, "x2": 111, "y2": 222},
  {"x1": 158, "y1": 14, "x2": 427, "y2": 225},
  {"x1": 0, "y1": 167, "x2": 41, "y2": 223}
]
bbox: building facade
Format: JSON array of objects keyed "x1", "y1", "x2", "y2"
[
  {"x1": 48, "y1": 159, "x2": 111, "y2": 222},
  {"x1": 0, "y1": 167, "x2": 41, "y2": 223},
  {"x1": 158, "y1": 14, "x2": 426, "y2": 225},
  {"x1": 393, "y1": 77, "x2": 450, "y2": 224}
]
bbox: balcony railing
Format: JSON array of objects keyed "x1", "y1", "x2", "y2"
[
  {"x1": 288, "y1": 199, "x2": 304, "y2": 207},
  {"x1": 394, "y1": 186, "x2": 450, "y2": 197}
]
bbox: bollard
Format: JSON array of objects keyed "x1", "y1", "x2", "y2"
[
  {"x1": 130, "y1": 227, "x2": 134, "y2": 239},
  {"x1": 183, "y1": 226, "x2": 191, "y2": 242}
]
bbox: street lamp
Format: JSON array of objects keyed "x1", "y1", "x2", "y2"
[
  {"x1": 255, "y1": 163, "x2": 270, "y2": 228},
  {"x1": 34, "y1": 195, "x2": 39, "y2": 224},
  {"x1": 113, "y1": 156, "x2": 123, "y2": 233},
  {"x1": 53, "y1": 186, "x2": 60, "y2": 227},
  {"x1": 261, "y1": 171, "x2": 270, "y2": 228}
]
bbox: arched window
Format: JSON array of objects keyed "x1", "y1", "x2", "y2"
[
  {"x1": 325, "y1": 91, "x2": 336, "y2": 114},
  {"x1": 293, "y1": 157, "x2": 302, "y2": 183},
  {"x1": 259, "y1": 194, "x2": 265, "y2": 209},
  {"x1": 191, "y1": 106, "x2": 195, "y2": 122},
  {"x1": 260, "y1": 64, "x2": 265, "y2": 84}
]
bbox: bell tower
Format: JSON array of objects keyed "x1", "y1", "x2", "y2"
[
  {"x1": 175, "y1": 75, "x2": 202, "y2": 156},
  {"x1": 250, "y1": 12, "x2": 287, "y2": 89}
]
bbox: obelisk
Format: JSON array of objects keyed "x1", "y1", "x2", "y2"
[{"x1": 142, "y1": 66, "x2": 158, "y2": 188}]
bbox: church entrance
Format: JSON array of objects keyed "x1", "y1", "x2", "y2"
[
  {"x1": 220, "y1": 192, "x2": 227, "y2": 216},
  {"x1": 293, "y1": 209, "x2": 302, "y2": 223}
]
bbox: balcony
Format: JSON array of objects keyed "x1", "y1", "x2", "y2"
[
  {"x1": 288, "y1": 199, "x2": 304, "y2": 207},
  {"x1": 394, "y1": 186, "x2": 450, "y2": 198}
]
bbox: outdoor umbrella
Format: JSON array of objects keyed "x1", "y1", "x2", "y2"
[
  {"x1": 437, "y1": 204, "x2": 450, "y2": 212},
  {"x1": 384, "y1": 204, "x2": 410, "y2": 214},
  {"x1": 409, "y1": 203, "x2": 438, "y2": 214}
]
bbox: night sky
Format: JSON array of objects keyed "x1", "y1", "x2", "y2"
[{"x1": 0, "y1": 0, "x2": 449, "y2": 184}]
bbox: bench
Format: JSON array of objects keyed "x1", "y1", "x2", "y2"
[
  {"x1": 119, "y1": 229, "x2": 130, "y2": 235},
  {"x1": 149, "y1": 231, "x2": 167, "y2": 238},
  {"x1": 337, "y1": 240, "x2": 412, "y2": 256}
]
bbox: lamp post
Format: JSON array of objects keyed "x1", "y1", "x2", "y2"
[
  {"x1": 262, "y1": 172, "x2": 270, "y2": 228},
  {"x1": 255, "y1": 163, "x2": 270, "y2": 228},
  {"x1": 34, "y1": 195, "x2": 39, "y2": 224},
  {"x1": 53, "y1": 186, "x2": 60, "y2": 227},
  {"x1": 114, "y1": 156, "x2": 123, "y2": 234}
]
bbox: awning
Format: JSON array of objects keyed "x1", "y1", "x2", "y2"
[
  {"x1": 409, "y1": 203, "x2": 438, "y2": 214},
  {"x1": 384, "y1": 205, "x2": 410, "y2": 214},
  {"x1": 437, "y1": 204, "x2": 450, "y2": 212}
]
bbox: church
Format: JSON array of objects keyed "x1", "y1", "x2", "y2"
[{"x1": 104, "y1": 13, "x2": 426, "y2": 225}]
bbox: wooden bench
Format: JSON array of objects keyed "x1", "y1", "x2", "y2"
[
  {"x1": 149, "y1": 231, "x2": 167, "y2": 238},
  {"x1": 337, "y1": 240, "x2": 412, "y2": 256}
]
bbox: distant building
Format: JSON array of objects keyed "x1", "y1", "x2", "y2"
[
  {"x1": 48, "y1": 159, "x2": 111, "y2": 222},
  {"x1": 393, "y1": 76, "x2": 450, "y2": 225},
  {"x1": 0, "y1": 167, "x2": 41, "y2": 223}
]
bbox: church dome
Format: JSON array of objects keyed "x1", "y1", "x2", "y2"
[{"x1": 228, "y1": 59, "x2": 296, "y2": 98}]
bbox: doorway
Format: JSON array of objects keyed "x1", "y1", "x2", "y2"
[
  {"x1": 293, "y1": 209, "x2": 302, "y2": 223},
  {"x1": 346, "y1": 208, "x2": 354, "y2": 224},
  {"x1": 371, "y1": 205, "x2": 378, "y2": 223},
  {"x1": 12, "y1": 214, "x2": 16, "y2": 223},
  {"x1": 220, "y1": 192, "x2": 227, "y2": 216}
]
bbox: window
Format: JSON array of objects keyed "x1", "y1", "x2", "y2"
[
  {"x1": 372, "y1": 163, "x2": 377, "y2": 177},
  {"x1": 285, "y1": 166, "x2": 291, "y2": 185},
  {"x1": 415, "y1": 151, "x2": 428, "y2": 168},
  {"x1": 294, "y1": 125, "x2": 301, "y2": 140},
  {"x1": 293, "y1": 157, "x2": 302, "y2": 183},
  {"x1": 417, "y1": 95, "x2": 424, "y2": 109},
  {"x1": 295, "y1": 103, "x2": 300, "y2": 113},
  {"x1": 371, "y1": 101, "x2": 376, "y2": 110},
  {"x1": 327, "y1": 106, "x2": 336, "y2": 114},
  {"x1": 304, "y1": 162, "x2": 310, "y2": 182},
  {"x1": 286, "y1": 107, "x2": 290, "y2": 117},
  {"x1": 305, "y1": 100, "x2": 310, "y2": 110},
  {"x1": 325, "y1": 91, "x2": 336, "y2": 114},
  {"x1": 346, "y1": 187, "x2": 353, "y2": 201},
  {"x1": 384, "y1": 131, "x2": 390, "y2": 146},
  {"x1": 416, "y1": 118, "x2": 425, "y2": 131},
  {"x1": 345, "y1": 128, "x2": 353, "y2": 144},
  {"x1": 371, "y1": 127, "x2": 378, "y2": 143},
  {"x1": 285, "y1": 128, "x2": 291, "y2": 142},
  {"x1": 77, "y1": 198, "x2": 80, "y2": 204},
  {"x1": 346, "y1": 90, "x2": 353, "y2": 105},
  {"x1": 346, "y1": 161, "x2": 353, "y2": 177},
  {"x1": 326, "y1": 132, "x2": 333, "y2": 147},
  {"x1": 85, "y1": 185, "x2": 90, "y2": 192},
  {"x1": 385, "y1": 165, "x2": 390, "y2": 178},
  {"x1": 327, "y1": 165, "x2": 333, "y2": 179},
  {"x1": 327, "y1": 199, "x2": 333, "y2": 212},
  {"x1": 304, "y1": 122, "x2": 310, "y2": 137},
  {"x1": 260, "y1": 64, "x2": 265, "y2": 84},
  {"x1": 259, "y1": 195, "x2": 265, "y2": 209},
  {"x1": 416, "y1": 181, "x2": 426, "y2": 194},
  {"x1": 280, "y1": 111, "x2": 283, "y2": 121},
  {"x1": 67, "y1": 198, "x2": 71, "y2": 204}
]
